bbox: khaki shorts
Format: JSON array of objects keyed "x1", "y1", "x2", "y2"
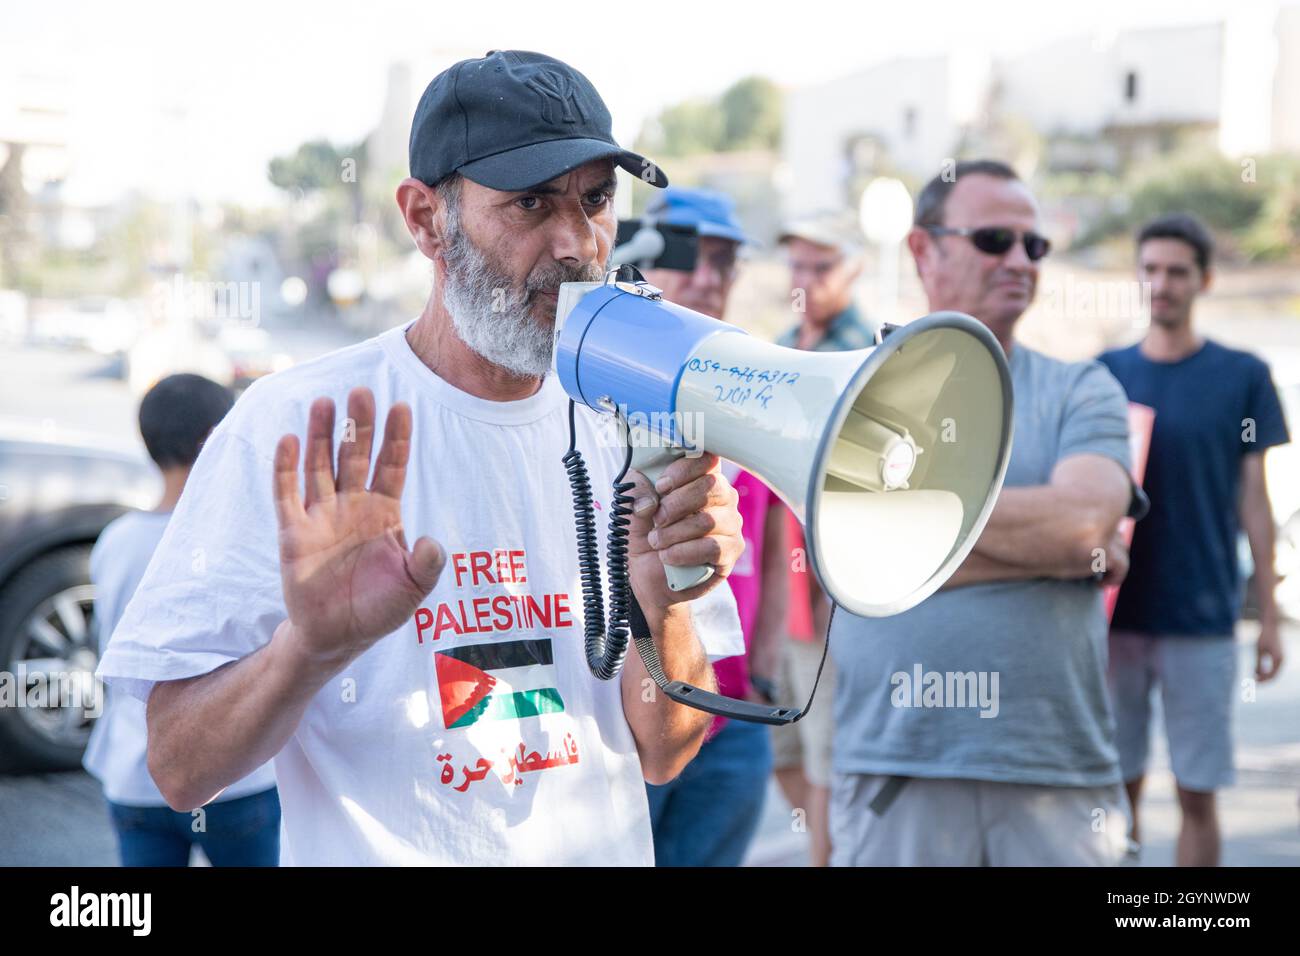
[
  {"x1": 830, "y1": 773, "x2": 1132, "y2": 866},
  {"x1": 771, "y1": 637, "x2": 835, "y2": 788},
  {"x1": 1107, "y1": 631, "x2": 1237, "y2": 793}
]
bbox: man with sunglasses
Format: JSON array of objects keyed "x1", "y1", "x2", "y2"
[
  {"x1": 828, "y1": 159, "x2": 1140, "y2": 866},
  {"x1": 924, "y1": 224, "x2": 1052, "y2": 265}
]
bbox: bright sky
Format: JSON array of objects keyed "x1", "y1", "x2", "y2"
[{"x1": 1, "y1": 0, "x2": 1290, "y2": 205}]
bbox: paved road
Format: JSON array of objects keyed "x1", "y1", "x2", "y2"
[{"x1": 0, "y1": 316, "x2": 358, "y2": 454}]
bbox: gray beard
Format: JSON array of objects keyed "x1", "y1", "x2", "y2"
[{"x1": 441, "y1": 236, "x2": 558, "y2": 379}]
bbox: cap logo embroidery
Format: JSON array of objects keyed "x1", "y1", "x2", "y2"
[{"x1": 526, "y1": 69, "x2": 587, "y2": 125}]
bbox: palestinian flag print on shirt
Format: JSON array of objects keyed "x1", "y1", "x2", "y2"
[{"x1": 435, "y1": 639, "x2": 565, "y2": 729}]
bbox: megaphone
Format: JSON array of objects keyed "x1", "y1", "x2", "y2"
[{"x1": 552, "y1": 270, "x2": 1013, "y2": 722}]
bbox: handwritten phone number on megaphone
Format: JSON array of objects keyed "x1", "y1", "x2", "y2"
[
  {"x1": 685, "y1": 358, "x2": 804, "y2": 411},
  {"x1": 685, "y1": 358, "x2": 802, "y2": 388}
]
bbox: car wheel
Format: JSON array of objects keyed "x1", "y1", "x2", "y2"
[{"x1": 0, "y1": 546, "x2": 99, "y2": 772}]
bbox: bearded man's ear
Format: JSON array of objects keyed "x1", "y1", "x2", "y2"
[{"x1": 396, "y1": 178, "x2": 444, "y2": 262}]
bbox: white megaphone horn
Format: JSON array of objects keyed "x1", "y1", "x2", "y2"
[
  {"x1": 555, "y1": 271, "x2": 1014, "y2": 615},
  {"x1": 552, "y1": 270, "x2": 1013, "y2": 722}
]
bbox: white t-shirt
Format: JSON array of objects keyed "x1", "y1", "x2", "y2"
[
  {"x1": 96, "y1": 321, "x2": 742, "y2": 866},
  {"x1": 83, "y1": 510, "x2": 278, "y2": 806}
]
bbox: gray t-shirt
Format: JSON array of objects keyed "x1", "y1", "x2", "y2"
[{"x1": 830, "y1": 343, "x2": 1132, "y2": 787}]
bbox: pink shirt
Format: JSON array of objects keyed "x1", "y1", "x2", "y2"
[
  {"x1": 710, "y1": 467, "x2": 779, "y2": 736},
  {"x1": 785, "y1": 511, "x2": 815, "y2": 641}
]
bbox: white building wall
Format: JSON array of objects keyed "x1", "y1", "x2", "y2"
[
  {"x1": 779, "y1": 19, "x2": 1264, "y2": 216},
  {"x1": 1111, "y1": 24, "x2": 1223, "y2": 127},
  {"x1": 781, "y1": 55, "x2": 954, "y2": 217},
  {"x1": 996, "y1": 23, "x2": 1223, "y2": 135},
  {"x1": 1271, "y1": 5, "x2": 1300, "y2": 151}
]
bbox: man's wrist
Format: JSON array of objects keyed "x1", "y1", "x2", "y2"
[
  {"x1": 271, "y1": 620, "x2": 352, "y2": 688},
  {"x1": 639, "y1": 600, "x2": 690, "y2": 638}
]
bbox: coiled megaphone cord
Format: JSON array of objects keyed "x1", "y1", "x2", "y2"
[
  {"x1": 563, "y1": 399, "x2": 814, "y2": 725},
  {"x1": 563, "y1": 399, "x2": 635, "y2": 680}
]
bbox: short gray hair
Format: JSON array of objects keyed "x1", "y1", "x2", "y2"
[
  {"x1": 436, "y1": 172, "x2": 463, "y2": 229},
  {"x1": 914, "y1": 160, "x2": 1020, "y2": 228}
]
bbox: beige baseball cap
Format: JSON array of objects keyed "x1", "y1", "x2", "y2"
[{"x1": 777, "y1": 212, "x2": 864, "y2": 255}]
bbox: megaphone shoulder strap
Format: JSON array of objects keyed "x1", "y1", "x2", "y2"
[{"x1": 627, "y1": 589, "x2": 830, "y2": 726}]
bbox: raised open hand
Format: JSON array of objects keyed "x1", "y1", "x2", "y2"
[{"x1": 273, "y1": 387, "x2": 445, "y2": 669}]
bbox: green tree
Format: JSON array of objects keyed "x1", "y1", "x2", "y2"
[
  {"x1": 0, "y1": 142, "x2": 30, "y2": 287},
  {"x1": 718, "y1": 76, "x2": 782, "y2": 151},
  {"x1": 269, "y1": 140, "x2": 354, "y2": 195},
  {"x1": 1241, "y1": 155, "x2": 1300, "y2": 260},
  {"x1": 267, "y1": 137, "x2": 372, "y2": 302},
  {"x1": 648, "y1": 99, "x2": 723, "y2": 157},
  {"x1": 637, "y1": 76, "x2": 782, "y2": 158},
  {"x1": 1124, "y1": 152, "x2": 1265, "y2": 233}
]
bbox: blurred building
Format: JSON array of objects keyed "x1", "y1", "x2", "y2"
[
  {"x1": 0, "y1": 65, "x2": 70, "y2": 191},
  {"x1": 1273, "y1": 5, "x2": 1300, "y2": 152},
  {"x1": 367, "y1": 50, "x2": 485, "y2": 200},
  {"x1": 782, "y1": 54, "x2": 981, "y2": 219},
  {"x1": 995, "y1": 23, "x2": 1223, "y2": 172},
  {"x1": 349, "y1": 49, "x2": 486, "y2": 332},
  {"x1": 781, "y1": 9, "x2": 1300, "y2": 217},
  {"x1": 0, "y1": 63, "x2": 72, "y2": 285}
]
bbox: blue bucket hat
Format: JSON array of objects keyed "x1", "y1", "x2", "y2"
[{"x1": 644, "y1": 187, "x2": 750, "y2": 245}]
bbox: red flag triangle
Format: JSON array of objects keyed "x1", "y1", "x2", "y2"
[{"x1": 435, "y1": 653, "x2": 497, "y2": 728}]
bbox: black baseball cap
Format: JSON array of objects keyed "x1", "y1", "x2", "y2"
[{"x1": 409, "y1": 50, "x2": 669, "y2": 192}]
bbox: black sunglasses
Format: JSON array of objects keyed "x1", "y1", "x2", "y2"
[{"x1": 925, "y1": 225, "x2": 1051, "y2": 261}]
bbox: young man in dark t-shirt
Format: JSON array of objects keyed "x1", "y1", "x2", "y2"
[{"x1": 1099, "y1": 213, "x2": 1290, "y2": 866}]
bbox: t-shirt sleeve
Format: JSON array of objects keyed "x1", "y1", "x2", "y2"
[
  {"x1": 1057, "y1": 360, "x2": 1133, "y2": 475},
  {"x1": 1244, "y1": 358, "x2": 1291, "y2": 453},
  {"x1": 94, "y1": 424, "x2": 286, "y2": 704},
  {"x1": 87, "y1": 525, "x2": 113, "y2": 657}
]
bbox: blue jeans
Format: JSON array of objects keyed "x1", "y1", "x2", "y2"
[
  {"x1": 108, "y1": 788, "x2": 281, "y2": 867},
  {"x1": 646, "y1": 718, "x2": 772, "y2": 866}
]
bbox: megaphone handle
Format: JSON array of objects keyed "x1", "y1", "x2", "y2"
[{"x1": 628, "y1": 445, "x2": 715, "y2": 593}]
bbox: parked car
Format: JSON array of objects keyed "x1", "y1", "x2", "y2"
[
  {"x1": 0, "y1": 427, "x2": 158, "y2": 771},
  {"x1": 29, "y1": 297, "x2": 141, "y2": 357},
  {"x1": 216, "y1": 323, "x2": 293, "y2": 392}
]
